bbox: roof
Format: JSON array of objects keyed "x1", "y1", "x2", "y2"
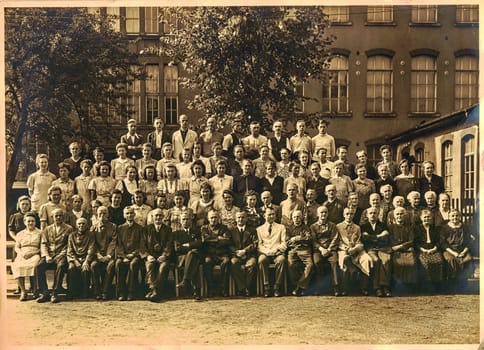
[{"x1": 365, "y1": 104, "x2": 479, "y2": 146}]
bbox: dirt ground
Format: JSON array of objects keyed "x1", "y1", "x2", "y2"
[{"x1": 0, "y1": 293, "x2": 480, "y2": 347}]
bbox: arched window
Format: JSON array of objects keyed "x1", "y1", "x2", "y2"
[
  {"x1": 410, "y1": 55, "x2": 437, "y2": 113},
  {"x1": 366, "y1": 55, "x2": 393, "y2": 113},
  {"x1": 442, "y1": 141, "x2": 453, "y2": 196},
  {"x1": 462, "y1": 135, "x2": 476, "y2": 204},
  {"x1": 414, "y1": 146, "x2": 425, "y2": 178},
  {"x1": 322, "y1": 55, "x2": 349, "y2": 114},
  {"x1": 455, "y1": 55, "x2": 478, "y2": 110}
]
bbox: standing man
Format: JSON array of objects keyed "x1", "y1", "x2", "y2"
[
  {"x1": 222, "y1": 115, "x2": 244, "y2": 159},
  {"x1": 115, "y1": 206, "x2": 145, "y2": 301},
  {"x1": 242, "y1": 120, "x2": 268, "y2": 160},
  {"x1": 233, "y1": 159, "x2": 261, "y2": 208},
  {"x1": 172, "y1": 114, "x2": 198, "y2": 161},
  {"x1": 289, "y1": 119, "x2": 312, "y2": 159},
  {"x1": 36, "y1": 209, "x2": 72, "y2": 303},
  {"x1": 120, "y1": 119, "x2": 144, "y2": 160},
  {"x1": 376, "y1": 145, "x2": 399, "y2": 179},
  {"x1": 257, "y1": 207, "x2": 287, "y2": 297},
  {"x1": 286, "y1": 210, "x2": 314, "y2": 296},
  {"x1": 229, "y1": 209, "x2": 258, "y2": 296},
  {"x1": 311, "y1": 119, "x2": 335, "y2": 162},
  {"x1": 268, "y1": 120, "x2": 291, "y2": 162},
  {"x1": 199, "y1": 116, "x2": 224, "y2": 157},
  {"x1": 146, "y1": 117, "x2": 171, "y2": 160},
  {"x1": 306, "y1": 162, "x2": 329, "y2": 204}
]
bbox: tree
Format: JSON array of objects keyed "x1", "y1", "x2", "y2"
[
  {"x1": 153, "y1": 6, "x2": 335, "y2": 131},
  {"x1": 5, "y1": 8, "x2": 141, "y2": 192}
]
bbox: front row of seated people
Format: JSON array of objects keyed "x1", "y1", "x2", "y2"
[{"x1": 11, "y1": 185, "x2": 474, "y2": 303}]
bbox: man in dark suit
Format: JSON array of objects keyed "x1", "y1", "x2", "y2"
[
  {"x1": 146, "y1": 118, "x2": 172, "y2": 160},
  {"x1": 115, "y1": 206, "x2": 145, "y2": 301},
  {"x1": 120, "y1": 119, "x2": 144, "y2": 160},
  {"x1": 201, "y1": 209, "x2": 232, "y2": 297},
  {"x1": 229, "y1": 209, "x2": 258, "y2": 296},
  {"x1": 173, "y1": 211, "x2": 203, "y2": 300},
  {"x1": 307, "y1": 162, "x2": 329, "y2": 204},
  {"x1": 144, "y1": 208, "x2": 173, "y2": 302},
  {"x1": 258, "y1": 191, "x2": 282, "y2": 224},
  {"x1": 260, "y1": 161, "x2": 284, "y2": 205},
  {"x1": 233, "y1": 159, "x2": 261, "y2": 207},
  {"x1": 322, "y1": 184, "x2": 344, "y2": 225},
  {"x1": 90, "y1": 206, "x2": 117, "y2": 300},
  {"x1": 417, "y1": 161, "x2": 445, "y2": 205}
]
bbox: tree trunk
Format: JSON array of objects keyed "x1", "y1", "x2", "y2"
[{"x1": 6, "y1": 107, "x2": 29, "y2": 193}]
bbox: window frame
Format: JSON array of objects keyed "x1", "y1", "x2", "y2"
[
  {"x1": 454, "y1": 54, "x2": 479, "y2": 110},
  {"x1": 366, "y1": 55, "x2": 394, "y2": 115},
  {"x1": 366, "y1": 6, "x2": 395, "y2": 25},
  {"x1": 322, "y1": 54, "x2": 350, "y2": 116},
  {"x1": 410, "y1": 5, "x2": 439, "y2": 26},
  {"x1": 410, "y1": 54, "x2": 438, "y2": 115}
]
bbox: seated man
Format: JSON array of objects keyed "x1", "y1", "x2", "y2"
[
  {"x1": 360, "y1": 207, "x2": 392, "y2": 297},
  {"x1": 90, "y1": 206, "x2": 117, "y2": 300},
  {"x1": 229, "y1": 209, "x2": 258, "y2": 297},
  {"x1": 115, "y1": 206, "x2": 145, "y2": 301},
  {"x1": 66, "y1": 217, "x2": 94, "y2": 299},
  {"x1": 36, "y1": 208, "x2": 72, "y2": 303},
  {"x1": 201, "y1": 209, "x2": 232, "y2": 297},
  {"x1": 256, "y1": 207, "x2": 287, "y2": 297},
  {"x1": 286, "y1": 210, "x2": 314, "y2": 297},
  {"x1": 173, "y1": 212, "x2": 203, "y2": 300},
  {"x1": 144, "y1": 208, "x2": 173, "y2": 302},
  {"x1": 310, "y1": 205, "x2": 339, "y2": 296},
  {"x1": 334, "y1": 208, "x2": 373, "y2": 296}
]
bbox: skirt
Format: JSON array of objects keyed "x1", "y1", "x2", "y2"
[
  {"x1": 392, "y1": 251, "x2": 417, "y2": 284},
  {"x1": 418, "y1": 251, "x2": 444, "y2": 282},
  {"x1": 12, "y1": 253, "x2": 41, "y2": 279}
]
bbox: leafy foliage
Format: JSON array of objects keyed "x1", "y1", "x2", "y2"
[
  {"x1": 5, "y1": 8, "x2": 141, "y2": 190},
  {"x1": 155, "y1": 6, "x2": 335, "y2": 131}
]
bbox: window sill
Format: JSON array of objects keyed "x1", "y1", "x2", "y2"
[
  {"x1": 408, "y1": 22, "x2": 441, "y2": 27},
  {"x1": 329, "y1": 22, "x2": 353, "y2": 26},
  {"x1": 321, "y1": 112, "x2": 353, "y2": 118},
  {"x1": 454, "y1": 23, "x2": 479, "y2": 28},
  {"x1": 364, "y1": 112, "x2": 397, "y2": 118},
  {"x1": 364, "y1": 22, "x2": 397, "y2": 26},
  {"x1": 408, "y1": 112, "x2": 441, "y2": 118}
]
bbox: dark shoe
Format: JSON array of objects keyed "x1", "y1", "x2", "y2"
[
  {"x1": 334, "y1": 288, "x2": 341, "y2": 297},
  {"x1": 145, "y1": 290, "x2": 153, "y2": 300},
  {"x1": 361, "y1": 289, "x2": 369, "y2": 296},
  {"x1": 95, "y1": 294, "x2": 102, "y2": 300},
  {"x1": 127, "y1": 293, "x2": 135, "y2": 301},
  {"x1": 263, "y1": 286, "x2": 270, "y2": 298},
  {"x1": 56, "y1": 286, "x2": 68, "y2": 295},
  {"x1": 36, "y1": 293, "x2": 50, "y2": 303},
  {"x1": 375, "y1": 289, "x2": 383, "y2": 297},
  {"x1": 101, "y1": 293, "x2": 109, "y2": 301},
  {"x1": 193, "y1": 288, "x2": 202, "y2": 301},
  {"x1": 50, "y1": 294, "x2": 60, "y2": 303},
  {"x1": 384, "y1": 288, "x2": 392, "y2": 297},
  {"x1": 149, "y1": 291, "x2": 160, "y2": 302},
  {"x1": 14, "y1": 287, "x2": 21, "y2": 295},
  {"x1": 19, "y1": 292, "x2": 28, "y2": 301},
  {"x1": 118, "y1": 295, "x2": 126, "y2": 301},
  {"x1": 244, "y1": 288, "x2": 251, "y2": 297},
  {"x1": 292, "y1": 288, "x2": 302, "y2": 297},
  {"x1": 176, "y1": 280, "x2": 187, "y2": 289},
  {"x1": 341, "y1": 290, "x2": 348, "y2": 296},
  {"x1": 274, "y1": 289, "x2": 282, "y2": 297}
]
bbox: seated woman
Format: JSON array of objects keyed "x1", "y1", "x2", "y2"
[
  {"x1": 440, "y1": 209, "x2": 474, "y2": 291},
  {"x1": 12, "y1": 212, "x2": 42, "y2": 301},
  {"x1": 414, "y1": 209, "x2": 444, "y2": 293},
  {"x1": 434, "y1": 192, "x2": 451, "y2": 229},
  {"x1": 388, "y1": 207, "x2": 417, "y2": 293}
]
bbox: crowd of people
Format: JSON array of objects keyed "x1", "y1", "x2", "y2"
[{"x1": 8, "y1": 114, "x2": 476, "y2": 303}]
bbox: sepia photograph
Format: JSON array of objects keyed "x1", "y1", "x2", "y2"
[{"x1": 1, "y1": 1, "x2": 481, "y2": 348}]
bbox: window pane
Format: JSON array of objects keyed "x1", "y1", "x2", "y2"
[
  {"x1": 126, "y1": 7, "x2": 140, "y2": 33},
  {"x1": 366, "y1": 55, "x2": 393, "y2": 113},
  {"x1": 411, "y1": 5, "x2": 438, "y2": 23},
  {"x1": 322, "y1": 55, "x2": 349, "y2": 113},
  {"x1": 324, "y1": 6, "x2": 349, "y2": 23},
  {"x1": 146, "y1": 65, "x2": 159, "y2": 94},
  {"x1": 145, "y1": 7, "x2": 159, "y2": 33},
  {"x1": 410, "y1": 55, "x2": 437, "y2": 113},
  {"x1": 367, "y1": 6, "x2": 393, "y2": 22},
  {"x1": 455, "y1": 56, "x2": 479, "y2": 110},
  {"x1": 106, "y1": 7, "x2": 120, "y2": 31},
  {"x1": 456, "y1": 5, "x2": 478, "y2": 23},
  {"x1": 164, "y1": 65, "x2": 178, "y2": 93}
]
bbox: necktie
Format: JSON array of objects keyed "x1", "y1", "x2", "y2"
[{"x1": 268, "y1": 224, "x2": 272, "y2": 234}]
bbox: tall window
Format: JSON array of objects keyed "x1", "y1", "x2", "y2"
[
  {"x1": 145, "y1": 65, "x2": 159, "y2": 125},
  {"x1": 106, "y1": 7, "x2": 120, "y2": 31},
  {"x1": 414, "y1": 147, "x2": 424, "y2": 178},
  {"x1": 367, "y1": 6, "x2": 393, "y2": 23},
  {"x1": 410, "y1": 55, "x2": 437, "y2": 113},
  {"x1": 442, "y1": 141, "x2": 453, "y2": 196},
  {"x1": 411, "y1": 5, "x2": 438, "y2": 23},
  {"x1": 455, "y1": 55, "x2": 479, "y2": 110},
  {"x1": 322, "y1": 55, "x2": 349, "y2": 114},
  {"x1": 145, "y1": 7, "x2": 160, "y2": 33},
  {"x1": 127, "y1": 65, "x2": 141, "y2": 122},
  {"x1": 456, "y1": 5, "x2": 478, "y2": 23},
  {"x1": 366, "y1": 55, "x2": 393, "y2": 113},
  {"x1": 164, "y1": 65, "x2": 178, "y2": 125},
  {"x1": 125, "y1": 7, "x2": 140, "y2": 33},
  {"x1": 462, "y1": 135, "x2": 476, "y2": 204},
  {"x1": 324, "y1": 6, "x2": 350, "y2": 23}
]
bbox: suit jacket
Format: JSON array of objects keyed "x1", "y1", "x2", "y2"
[
  {"x1": 233, "y1": 174, "x2": 261, "y2": 207},
  {"x1": 173, "y1": 226, "x2": 202, "y2": 255},
  {"x1": 67, "y1": 230, "x2": 95, "y2": 263},
  {"x1": 120, "y1": 133, "x2": 144, "y2": 159},
  {"x1": 256, "y1": 222, "x2": 287, "y2": 256},
  {"x1": 115, "y1": 222, "x2": 145, "y2": 259},
  {"x1": 146, "y1": 131, "x2": 171, "y2": 159},
  {"x1": 360, "y1": 221, "x2": 391, "y2": 252},
  {"x1": 260, "y1": 176, "x2": 285, "y2": 205},
  {"x1": 310, "y1": 221, "x2": 338, "y2": 251},
  {"x1": 172, "y1": 129, "x2": 198, "y2": 161},
  {"x1": 229, "y1": 226, "x2": 258, "y2": 258},
  {"x1": 258, "y1": 204, "x2": 281, "y2": 224},
  {"x1": 91, "y1": 221, "x2": 117, "y2": 258},
  {"x1": 322, "y1": 199, "x2": 344, "y2": 225},
  {"x1": 286, "y1": 224, "x2": 313, "y2": 251},
  {"x1": 144, "y1": 223, "x2": 173, "y2": 261},
  {"x1": 40, "y1": 223, "x2": 73, "y2": 260},
  {"x1": 306, "y1": 176, "x2": 329, "y2": 204},
  {"x1": 201, "y1": 223, "x2": 231, "y2": 257},
  {"x1": 417, "y1": 174, "x2": 445, "y2": 202}
]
